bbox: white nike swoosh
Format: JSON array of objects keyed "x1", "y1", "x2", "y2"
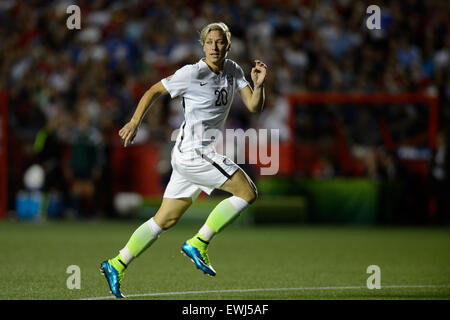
[{"x1": 196, "y1": 256, "x2": 214, "y2": 270}]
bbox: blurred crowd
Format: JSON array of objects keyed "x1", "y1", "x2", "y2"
[{"x1": 1, "y1": 0, "x2": 449, "y2": 220}]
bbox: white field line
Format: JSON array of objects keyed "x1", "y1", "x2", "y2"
[{"x1": 80, "y1": 284, "x2": 450, "y2": 300}]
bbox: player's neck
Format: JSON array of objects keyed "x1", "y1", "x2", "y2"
[{"x1": 203, "y1": 58, "x2": 224, "y2": 74}]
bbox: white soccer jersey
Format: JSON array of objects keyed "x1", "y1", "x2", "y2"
[
  {"x1": 161, "y1": 58, "x2": 249, "y2": 154},
  {"x1": 160, "y1": 58, "x2": 253, "y2": 200}
]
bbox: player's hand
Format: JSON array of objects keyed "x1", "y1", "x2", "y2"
[
  {"x1": 251, "y1": 60, "x2": 267, "y2": 88},
  {"x1": 119, "y1": 119, "x2": 139, "y2": 147}
]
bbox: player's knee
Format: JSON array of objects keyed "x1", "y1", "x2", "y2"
[
  {"x1": 240, "y1": 186, "x2": 258, "y2": 204},
  {"x1": 248, "y1": 188, "x2": 258, "y2": 204},
  {"x1": 246, "y1": 176, "x2": 258, "y2": 204},
  {"x1": 160, "y1": 216, "x2": 179, "y2": 230},
  {"x1": 154, "y1": 213, "x2": 180, "y2": 230}
]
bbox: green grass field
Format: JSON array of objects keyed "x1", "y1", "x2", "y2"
[{"x1": 1, "y1": 220, "x2": 449, "y2": 300}]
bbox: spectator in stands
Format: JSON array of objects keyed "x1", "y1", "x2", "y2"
[
  {"x1": 1, "y1": 0, "x2": 449, "y2": 222},
  {"x1": 65, "y1": 113, "x2": 104, "y2": 218}
]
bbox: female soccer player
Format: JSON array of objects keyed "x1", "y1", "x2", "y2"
[{"x1": 100, "y1": 22, "x2": 267, "y2": 298}]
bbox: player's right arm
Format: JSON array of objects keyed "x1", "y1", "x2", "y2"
[{"x1": 119, "y1": 81, "x2": 168, "y2": 147}]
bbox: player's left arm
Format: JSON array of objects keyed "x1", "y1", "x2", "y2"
[{"x1": 239, "y1": 60, "x2": 267, "y2": 114}]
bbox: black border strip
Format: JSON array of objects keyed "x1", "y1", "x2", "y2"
[
  {"x1": 195, "y1": 149, "x2": 232, "y2": 179},
  {"x1": 177, "y1": 98, "x2": 187, "y2": 152}
]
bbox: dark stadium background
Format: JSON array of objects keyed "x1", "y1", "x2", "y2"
[
  {"x1": 0, "y1": 0, "x2": 449, "y2": 303},
  {"x1": 1, "y1": 0, "x2": 448, "y2": 224}
]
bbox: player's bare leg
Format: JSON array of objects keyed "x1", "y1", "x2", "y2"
[
  {"x1": 182, "y1": 169, "x2": 257, "y2": 276},
  {"x1": 153, "y1": 197, "x2": 193, "y2": 229},
  {"x1": 219, "y1": 169, "x2": 258, "y2": 204},
  {"x1": 101, "y1": 197, "x2": 192, "y2": 298}
]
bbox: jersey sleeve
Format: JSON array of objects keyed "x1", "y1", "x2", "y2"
[
  {"x1": 161, "y1": 65, "x2": 192, "y2": 98},
  {"x1": 235, "y1": 63, "x2": 249, "y2": 91}
]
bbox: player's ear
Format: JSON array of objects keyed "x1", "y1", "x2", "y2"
[
  {"x1": 202, "y1": 42, "x2": 207, "y2": 54},
  {"x1": 226, "y1": 42, "x2": 231, "y2": 52}
]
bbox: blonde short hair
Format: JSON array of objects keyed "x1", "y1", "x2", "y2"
[{"x1": 199, "y1": 22, "x2": 231, "y2": 46}]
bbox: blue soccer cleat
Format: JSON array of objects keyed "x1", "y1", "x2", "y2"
[
  {"x1": 100, "y1": 260, "x2": 126, "y2": 298},
  {"x1": 181, "y1": 242, "x2": 216, "y2": 277}
]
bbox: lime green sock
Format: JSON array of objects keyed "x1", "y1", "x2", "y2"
[
  {"x1": 205, "y1": 196, "x2": 249, "y2": 234},
  {"x1": 109, "y1": 254, "x2": 127, "y2": 273},
  {"x1": 110, "y1": 218, "x2": 162, "y2": 271},
  {"x1": 126, "y1": 218, "x2": 162, "y2": 257},
  {"x1": 188, "y1": 196, "x2": 249, "y2": 247},
  {"x1": 187, "y1": 234, "x2": 209, "y2": 249}
]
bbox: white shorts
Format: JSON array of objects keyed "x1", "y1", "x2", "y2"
[{"x1": 163, "y1": 146, "x2": 240, "y2": 201}]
